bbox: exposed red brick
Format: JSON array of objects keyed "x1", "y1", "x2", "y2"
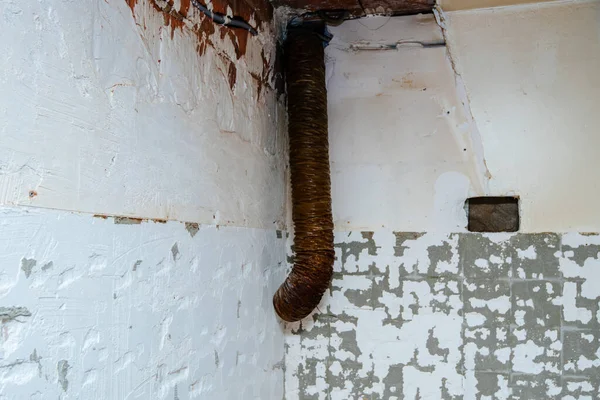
[
  {"x1": 180, "y1": 0, "x2": 191, "y2": 15},
  {"x1": 227, "y1": 60, "x2": 237, "y2": 90},
  {"x1": 125, "y1": 0, "x2": 269, "y2": 58},
  {"x1": 194, "y1": 15, "x2": 215, "y2": 56},
  {"x1": 243, "y1": 0, "x2": 273, "y2": 22},
  {"x1": 160, "y1": 1, "x2": 187, "y2": 39}
]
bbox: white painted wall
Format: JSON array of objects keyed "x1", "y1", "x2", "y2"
[
  {"x1": 326, "y1": 14, "x2": 488, "y2": 233},
  {"x1": 326, "y1": 0, "x2": 600, "y2": 232},
  {"x1": 0, "y1": 0, "x2": 287, "y2": 398},
  {"x1": 0, "y1": 0, "x2": 287, "y2": 229},
  {"x1": 442, "y1": 0, "x2": 600, "y2": 232},
  {"x1": 0, "y1": 208, "x2": 286, "y2": 399}
]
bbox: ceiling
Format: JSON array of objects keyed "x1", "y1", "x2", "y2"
[
  {"x1": 271, "y1": 0, "x2": 560, "y2": 16},
  {"x1": 272, "y1": 0, "x2": 435, "y2": 16}
]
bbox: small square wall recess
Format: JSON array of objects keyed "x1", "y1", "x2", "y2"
[{"x1": 467, "y1": 197, "x2": 519, "y2": 232}]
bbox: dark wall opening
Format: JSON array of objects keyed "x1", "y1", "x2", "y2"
[{"x1": 466, "y1": 197, "x2": 519, "y2": 232}]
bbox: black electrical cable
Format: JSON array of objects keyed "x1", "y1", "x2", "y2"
[{"x1": 191, "y1": 0, "x2": 258, "y2": 36}]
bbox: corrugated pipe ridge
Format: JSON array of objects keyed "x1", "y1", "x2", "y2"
[{"x1": 273, "y1": 24, "x2": 335, "y2": 322}]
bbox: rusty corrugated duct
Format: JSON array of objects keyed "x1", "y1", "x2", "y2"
[{"x1": 273, "y1": 22, "x2": 335, "y2": 322}]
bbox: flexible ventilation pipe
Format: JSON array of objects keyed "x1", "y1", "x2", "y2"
[{"x1": 273, "y1": 22, "x2": 335, "y2": 322}]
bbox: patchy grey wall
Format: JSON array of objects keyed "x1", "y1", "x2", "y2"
[{"x1": 284, "y1": 231, "x2": 600, "y2": 399}]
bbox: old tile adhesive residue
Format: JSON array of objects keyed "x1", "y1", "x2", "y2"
[{"x1": 286, "y1": 231, "x2": 600, "y2": 399}]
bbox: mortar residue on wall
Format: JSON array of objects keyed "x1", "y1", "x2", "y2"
[{"x1": 285, "y1": 230, "x2": 600, "y2": 399}]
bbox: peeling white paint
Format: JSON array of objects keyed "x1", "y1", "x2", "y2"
[
  {"x1": 0, "y1": 207, "x2": 286, "y2": 398},
  {"x1": 469, "y1": 296, "x2": 510, "y2": 314},
  {"x1": 517, "y1": 245, "x2": 537, "y2": 260},
  {"x1": 553, "y1": 282, "x2": 592, "y2": 324},
  {"x1": 557, "y1": 235, "x2": 600, "y2": 299},
  {"x1": 465, "y1": 313, "x2": 486, "y2": 327},
  {"x1": 285, "y1": 230, "x2": 600, "y2": 398},
  {"x1": 513, "y1": 341, "x2": 545, "y2": 374}
]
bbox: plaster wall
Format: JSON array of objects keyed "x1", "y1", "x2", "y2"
[{"x1": 0, "y1": 0, "x2": 288, "y2": 398}]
